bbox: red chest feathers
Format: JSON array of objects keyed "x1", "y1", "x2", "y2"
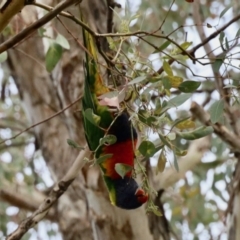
[{"x1": 101, "y1": 140, "x2": 137, "y2": 179}]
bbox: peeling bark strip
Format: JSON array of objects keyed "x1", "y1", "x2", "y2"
[{"x1": 0, "y1": 0, "x2": 13, "y2": 13}]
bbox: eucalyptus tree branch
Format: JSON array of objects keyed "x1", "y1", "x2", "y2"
[
  {"x1": 192, "y1": 2, "x2": 240, "y2": 136},
  {"x1": 190, "y1": 101, "x2": 240, "y2": 150},
  {"x1": 6, "y1": 147, "x2": 90, "y2": 240},
  {"x1": 1, "y1": 1, "x2": 240, "y2": 60},
  {"x1": 192, "y1": 1, "x2": 213, "y2": 58},
  {"x1": 106, "y1": 0, "x2": 121, "y2": 33},
  {"x1": 0, "y1": 141, "x2": 33, "y2": 150},
  {"x1": 156, "y1": 13, "x2": 240, "y2": 74},
  {"x1": 0, "y1": 188, "x2": 57, "y2": 221},
  {"x1": 0, "y1": 0, "x2": 80, "y2": 53},
  {"x1": 0, "y1": 95, "x2": 82, "y2": 145},
  {"x1": 189, "y1": 13, "x2": 240, "y2": 57},
  {"x1": 0, "y1": 0, "x2": 34, "y2": 33}
]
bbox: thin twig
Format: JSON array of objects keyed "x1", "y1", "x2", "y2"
[
  {"x1": 0, "y1": 0, "x2": 80, "y2": 53},
  {"x1": 189, "y1": 13, "x2": 240, "y2": 57},
  {"x1": 0, "y1": 95, "x2": 82, "y2": 145},
  {"x1": 106, "y1": 0, "x2": 114, "y2": 33}
]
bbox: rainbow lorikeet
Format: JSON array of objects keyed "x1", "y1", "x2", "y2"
[{"x1": 81, "y1": 29, "x2": 148, "y2": 209}]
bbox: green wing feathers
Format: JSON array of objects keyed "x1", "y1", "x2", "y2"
[{"x1": 82, "y1": 28, "x2": 112, "y2": 151}]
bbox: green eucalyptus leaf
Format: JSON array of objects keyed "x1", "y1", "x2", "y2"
[
  {"x1": 163, "y1": 61, "x2": 173, "y2": 76},
  {"x1": 178, "y1": 126, "x2": 213, "y2": 140},
  {"x1": 56, "y1": 33, "x2": 70, "y2": 50},
  {"x1": 219, "y1": 6, "x2": 231, "y2": 18},
  {"x1": 0, "y1": 51, "x2": 8, "y2": 63},
  {"x1": 153, "y1": 40, "x2": 171, "y2": 53},
  {"x1": 213, "y1": 59, "x2": 223, "y2": 73},
  {"x1": 167, "y1": 93, "x2": 192, "y2": 108},
  {"x1": 115, "y1": 163, "x2": 132, "y2": 178},
  {"x1": 99, "y1": 135, "x2": 117, "y2": 145},
  {"x1": 162, "y1": 77, "x2": 172, "y2": 90},
  {"x1": 45, "y1": 43, "x2": 63, "y2": 72},
  {"x1": 128, "y1": 76, "x2": 147, "y2": 85},
  {"x1": 208, "y1": 99, "x2": 224, "y2": 123},
  {"x1": 173, "y1": 153, "x2": 179, "y2": 172},
  {"x1": 138, "y1": 140, "x2": 157, "y2": 157},
  {"x1": 159, "y1": 133, "x2": 172, "y2": 148},
  {"x1": 67, "y1": 139, "x2": 84, "y2": 150},
  {"x1": 96, "y1": 154, "x2": 113, "y2": 164},
  {"x1": 157, "y1": 151, "x2": 167, "y2": 173},
  {"x1": 178, "y1": 81, "x2": 201, "y2": 93}
]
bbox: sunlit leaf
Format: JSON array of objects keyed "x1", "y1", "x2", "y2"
[
  {"x1": 175, "y1": 118, "x2": 196, "y2": 130},
  {"x1": 168, "y1": 76, "x2": 183, "y2": 88},
  {"x1": 174, "y1": 41, "x2": 192, "y2": 54},
  {"x1": 167, "y1": 132, "x2": 176, "y2": 141},
  {"x1": 115, "y1": 163, "x2": 132, "y2": 178},
  {"x1": 181, "y1": 41, "x2": 192, "y2": 50},
  {"x1": 208, "y1": 99, "x2": 224, "y2": 123},
  {"x1": 163, "y1": 61, "x2": 173, "y2": 76}
]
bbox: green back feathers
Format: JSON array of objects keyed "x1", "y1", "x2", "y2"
[{"x1": 82, "y1": 28, "x2": 113, "y2": 152}]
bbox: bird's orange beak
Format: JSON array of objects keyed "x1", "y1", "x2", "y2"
[{"x1": 135, "y1": 188, "x2": 149, "y2": 204}]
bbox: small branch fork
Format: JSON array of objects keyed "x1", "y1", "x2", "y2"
[
  {"x1": 6, "y1": 147, "x2": 90, "y2": 240},
  {"x1": 190, "y1": 101, "x2": 240, "y2": 151}
]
